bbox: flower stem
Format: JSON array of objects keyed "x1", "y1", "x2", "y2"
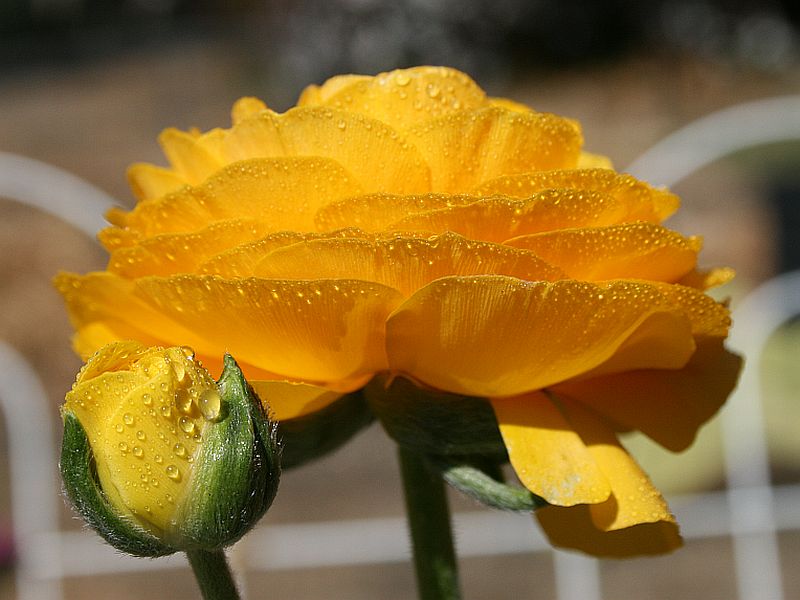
[
  {"x1": 186, "y1": 549, "x2": 240, "y2": 600},
  {"x1": 398, "y1": 446, "x2": 462, "y2": 600}
]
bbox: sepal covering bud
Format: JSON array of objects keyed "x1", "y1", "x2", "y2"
[{"x1": 60, "y1": 342, "x2": 280, "y2": 556}]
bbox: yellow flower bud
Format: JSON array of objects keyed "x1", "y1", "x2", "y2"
[{"x1": 61, "y1": 341, "x2": 279, "y2": 555}]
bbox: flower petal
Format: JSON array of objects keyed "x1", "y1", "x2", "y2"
[
  {"x1": 505, "y1": 222, "x2": 700, "y2": 282},
  {"x1": 158, "y1": 128, "x2": 223, "y2": 185},
  {"x1": 250, "y1": 380, "x2": 346, "y2": 421},
  {"x1": 132, "y1": 276, "x2": 403, "y2": 382},
  {"x1": 108, "y1": 219, "x2": 274, "y2": 278},
  {"x1": 553, "y1": 338, "x2": 742, "y2": 451},
  {"x1": 223, "y1": 106, "x2": 431, "y2": 194},
  {"x1": 386, "y1": 276, "x2": 695, "y2": 397},
  {"x1": 297, "y1": 74, "x2": 372, "y2": 106},
  {"x1": 311, "y1": 66, "x2": 488, "y2": 131},
  {"x1": 388, "y1": 190, "x2": 657, "y2": 243},
  {"x1": 490, "y1": 392, "x2": 611, "y2": 506},
  {"x1": 114, "y1": 157, "x2": 363, "y2": 239},
  {"x1": 251, "y1": 232, "x2": 564, "y2": 295},
  {"x1": 231, "y1": 96, "x2": 268, "y2": 124},
  {"x1": 473, "y1": 169, "x2": 679, "y2": 222},
  {"x1": 127, "y1": 163, "x2": 188, "y2": 202},
  {"x1": 406, "y1": 107, "x2": 582, "y2": 192},
  {"x1": 535, "y1": 396, "x2": 681, "y2": 557}
]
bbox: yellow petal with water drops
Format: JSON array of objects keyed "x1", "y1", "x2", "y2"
[
  {"x1": 250, "y1": 380, "x2": 346, "y2": 421},
  {"x1": 198, "y1": 229, "x2": 372, "y2": 278},
  {"x1": 297, "y1": 74, "x2": 372, "y2": 106},
  {"x1": 505, "y1": 222, "x2": 700, "y2": 282},
  {"x1": 488, "y1": 97, "x2": 533, "y2": 113},
  {"x1": 223, "y1": 106, "x2": 431, "y2": 194},
  {"x1": 678, "y1": 266, "x2": 736, "y2": 290},
  {"x1": 389, "y1": 190, "x2": 648, "y2": 243},
  {"x1": 577, "y1": 152, "x2": 614, "y2": 169},
  {"x1": 127, "y1": 163, "x2": 188, "y2": 202},
  {"x1": 490, "y1": 392, "x2": 611, "y2": 506},
  {"x1": 64, "y1": 344, "x2": 219, "y2": 535},
  {"x1": 651, "y1": 282, "x2": 731, "y2": 338},
  {"x1": 107, "y1": 219, "x2": 275, "y2": 278},
  {"x1": 133, "y1": 276, "x2": 404, "y2": 383},
  {"x1": 74, "y1": 340, "x2": 152, "y2": 383},
  {"x1": 472, "y1": 169, "x2": 679, "y2": 222},
  {"x1": 315, "y1": 66, "x2": 488, "y2": 131},
  {"x1": 55, "y1": 271, "x2": 221, "y2": 360},
  {"x1": 385, "y1": 276, "x2": 694, "y2": 397},
  {"x1": 554, "y1": 337, "x2": 742, "y2": 452},
  {"x1": 116, "y1": 157, "x2": 362, "y2": 239},
  {"x1": 314, "y1": 192, "x2": 474, "y2": 232},
  {"x1": 406, "y1": 106, "x2": 582, "y2": 193},
  {"x1": 158, "y1": 128, "x2": 223, "y2": 185},
  {"x1": 231, "y1": 97, "x2": 268, "y2": 124},
  {"x1": 535, "y1": 395, "x2": 681, "y2": 557},
  {"x1": 251, "y1": 232, "x2": 565, "y2": 295}
]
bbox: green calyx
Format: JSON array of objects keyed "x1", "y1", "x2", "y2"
[
  {"x1": 366, "y1": 374, "x2": 545, "y2": 514},
  {"x1": 60, "y1": 354, "x2": 280, "y2": 556}
]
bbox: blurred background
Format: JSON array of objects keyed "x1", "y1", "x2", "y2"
[{"x1": 1, "y1": 0, "x2": 799, "y2": 598}]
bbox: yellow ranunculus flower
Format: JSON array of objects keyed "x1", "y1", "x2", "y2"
[
  {"x1": 61, "y1": 341, "x2": 279, "y2": 554},
  {"x1": 55, "y1": 66, "x2": 740, "y2": 556}
]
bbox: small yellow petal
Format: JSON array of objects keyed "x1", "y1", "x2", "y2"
[
  {"x1": 223, "y1": 106, "x2": 432, "y2": 194},
  {"x1": 473, "y1": 168, "x2": 679, "y2": 222},
  {"x1": 577, "y1": 152, "x2": 614, "y2": 169},
  {"x1": 406, "y1": 107, "x2": 582, "y2": 193},
  {"x1": 231, "y1": 96, "x2": 268, "y2": 124},
  {"x1": 313, "y1": 66, "x2": 488, "y2": 131},
  {"x1": 491, "y1": 392, "x2": 611, "y2": 505},
  {"x1": 126, "y1": 163, "x2": 188, "y2": 202},
  {"x1": 158, "y1": 128, "x2": 223, "y2": 185},
  {"x1": 297, "y1": 74, "x2": 372, "y2": 106},
  {"x1": 250, "y1": 380, "x2": 345, "y2": 421},
  {"x1": 505, "y1": 222, "x2": 700, "y2": 282},
  {"x1": 535, "y1": 396, "x2": 681, "y2": 557}
]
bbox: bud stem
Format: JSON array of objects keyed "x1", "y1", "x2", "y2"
[
  {"x1": 186, "y1": 549, "x2": 240, "y2": 600},
  {"x1": 398, "y1": 447, "x2": 461, "y2": 600}
]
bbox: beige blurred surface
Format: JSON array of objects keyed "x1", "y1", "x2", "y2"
[{"x1": 1, "y1": 37, "x2": 799, "y2": 599}]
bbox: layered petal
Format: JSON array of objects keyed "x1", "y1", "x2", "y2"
[{"x1": 386, "y1": 276, "x2": 696, "y2": 397}]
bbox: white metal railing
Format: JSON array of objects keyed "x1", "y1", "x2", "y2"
[{"x1": 2, "y1": 94, "x2": 800, "y2": 599}]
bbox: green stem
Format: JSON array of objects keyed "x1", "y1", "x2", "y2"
[
  {"x1": 186, "y1": 549, "x2": 240, "y2": 600},
  {"x1": 398, "y1": 446, "x2": 461, "y2": 600}
]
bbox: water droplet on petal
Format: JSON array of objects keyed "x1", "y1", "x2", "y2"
[{"x1": 198, "y1": 388, "x2": 221, "y2": 421}]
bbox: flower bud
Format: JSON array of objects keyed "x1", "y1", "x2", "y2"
[{"x1": 60, "y1": 341, "x2": 279, "y2": 556}]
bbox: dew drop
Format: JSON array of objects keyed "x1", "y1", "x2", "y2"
[
  {"x1": 173, "y1": 442, "x2": 187, "y2": 458},
  {"x1": 175, "y1": 388, "x2": 192, "y2": 414},
  {"x1": 166, "y1": 465, "x2": 181, "y2": 481},
  {"x1": 142, "y1": 393, "x2": 152, "y2": 406},
  {"x1": 178, "y1": 416, "x2": 195, "y2": 434},
  {"x1": 118, "y1": 442, "x2": 129, "y2": 452},
  {"x1": 115, "y1": 424, "x2": 124, "y2": 433},
  {"x1": 394, "y1": 72, "x2": 411, "y2": 86},
  {"x1": 198, "y1": 388, "x2": 221, "y2": 421},
  {"x1": 132, "y1": 446, "x2": 144, "y2": 458},
  {"x1": 154, "y1": 454, "x2": 163, "y2": 464},
  {"x1": 122, "y1": 413, "x2": 135, "y2": 426},
  {"x1": 160, "y1": 405, "x2": 172, "y2": 418},
  {"x1": 136, "y1": 430, "x2": 146, "y2": 441}
]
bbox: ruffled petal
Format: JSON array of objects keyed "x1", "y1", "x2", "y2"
[
  {"x1": 406, "y1": 107, "x2": 582, "y2": 192},
  {"x1": 250, "y1": 231, "x2": 564, "y2": 295},
  {"x1": 386, "y1": 276, "x2": 695, "y2": 397},
  {"x1": 297, "y1": 74, "x2": 372, "y2": 106},
  {"x1": 490, "y1": 392, "x2": 611, "y2": 505},
  {"x1": 505, "y1": 223, "x2": 700, "y2": 282},
  {"x1": 113, "y1": 157, "x2": 362, "y2": 240},
  {"x1": 158, "y1": 128, "x2": 223, "y2": 185},
  {"x1": 250, "y1": 380, "x2": 346, "y2": 421},
  {"x1": 223, "y1": 106, "x2": 431, "y2": 194},
  {"x1": 310, "y1": 66, "x2": 488, "y2": 131},
  {"x1": 127, "y1": 163, "x2": 188, "y2": 202},
  {"x1": 388, "y1": 190, "x2": 661, "y2": 243},
  {"x1": 132, "y1": 276, "x2": 403, "y2": 383},
  {"x1": 553, "y1": 338, "x2": 742, "y2": 451},
  {"x1": 535, "y1": 396, "x2": 681, "y2": 557},
  {"x1": 472, "y1": 169, "x2": 679, "y2": 222},
  {"x1": 231, "y1": 96, "x2": 268, "y2": 124}
]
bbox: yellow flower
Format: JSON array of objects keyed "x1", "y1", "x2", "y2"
[
  {"x1": 55, "y1": 66, "x2": 740, "y2": 556},
  {"x1": 61, "y1": 341, "x2": 279, "y2": 554}
]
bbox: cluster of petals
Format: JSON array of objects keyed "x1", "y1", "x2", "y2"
[{"x1": 56, "y1": 66, "x2": 741, "y2": 556}]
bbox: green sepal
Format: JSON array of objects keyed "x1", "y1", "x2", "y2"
[
  {"x1": 427, "y1": 455, "x2": 547, "y2": 512},
  {"x1": 177, "y1": 354, "x2": 280, "y2": 550},
  {"x1": 365, "y1": 375, "x2": 507, "y2": 458},
  {"x1": 277, "y1": 389, "x2": 374, "y2": 469},
  {"x1": 60, "y1": 411, "x2": 175, "y2": 557}
]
